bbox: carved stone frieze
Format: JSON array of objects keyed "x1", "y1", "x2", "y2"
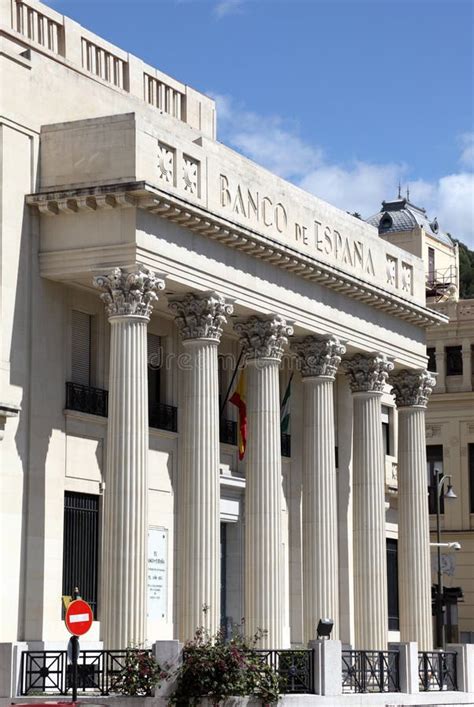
[
  {"x1": 293, "y1": 334, "x2": 346, "y2": 379},
  {"x1": 390, "y1": 369, "x2": 436, "y2": 409},
  {"x1": 343, "y1": 353, "x2": 394, "y2": 393},
  {"x1": 234, "y1": 315, "x2": 293, "y2": 361},
  {"x1": 168, "y1": 292, "x2": 233, "y2": 341},
  {"x1": 93, "y1": 267, "x2": 164, "y2": 318}
]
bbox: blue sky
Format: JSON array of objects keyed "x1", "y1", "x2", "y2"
[{"x1": 49, "y1": 0, "x2": 473, "y2": 245}]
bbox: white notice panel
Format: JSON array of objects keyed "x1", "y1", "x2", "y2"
[{"x1": 148, "y1": 527, "x2": 168, "y2": 621}]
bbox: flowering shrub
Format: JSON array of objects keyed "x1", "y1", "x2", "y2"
[
  {"x1": 113, "y1": 648, "x2": 166, "y2": 696},
  {"x1": 170, "y1": 624, "x2": 281, "y2": 705}
]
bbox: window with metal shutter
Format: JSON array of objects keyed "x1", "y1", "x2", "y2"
[{"x1": 71, "y1": 310, "x2": 91, "y2": 386}]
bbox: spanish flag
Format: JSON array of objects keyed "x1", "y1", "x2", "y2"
[{"x1": 229, "y1": 371, "x2": 247, "y2": 461}]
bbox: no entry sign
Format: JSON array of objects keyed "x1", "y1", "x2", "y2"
[{"x1": 65, "y1": 598, "x2": 93, "y2": 636}]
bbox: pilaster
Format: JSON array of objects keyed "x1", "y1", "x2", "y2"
[
  {"x1": 169, "y1": 292, "x2": 233, "y2": 640},
  {"x1": 293, "y1": 334, "x2": 345, "y2": 642},
  {"x1": 390, "y1": 368, "x2": 436, "y2": 651},
  {"x1": 94, "y1": 267, "x2": 165, "y2": 648},
  {"x1": 462, "y1": 339, "x2": 472, "y2": 392},
  {"x1": 343, "y1": 352, "x2": 393, "y2": 650},
  {"x1": 234, "y1": 315, "x2": 293, "y2": 648}
]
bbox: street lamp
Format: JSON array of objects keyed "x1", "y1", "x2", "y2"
[{"x1": 434, "y1": 468, "x2": 457, "y2": 650}]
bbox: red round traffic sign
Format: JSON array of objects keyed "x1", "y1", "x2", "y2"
[{"x1": 65, "y1": 599, "x2": 93, "y2": 636}]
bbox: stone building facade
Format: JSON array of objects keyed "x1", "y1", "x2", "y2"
[{"x1": 0, "y1": 0, "x2": 445, "y2": 653}]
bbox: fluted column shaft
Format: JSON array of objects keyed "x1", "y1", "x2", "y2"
[
  {"x1": 103, "y1": 316, "x2": 149, "y2": 647},
  {"x1": 397, "y1": 408, "x2": 432, "y2": 649},
  {"x1": 293, "y1": 334, "x2": 345, "y2": 643},
  {"x1": 235, "y1": 315, "x2": 293, "y2": 648},
  {"x1": 169, "y1": 292, "x2": 233, "y2": 640},
  {"x1": 302, "y1": 378, "x2": 339, "y2": 641},
  {"x1": 179, "y1": 338, "x2": 220, "y2": 638},
  {"x1": 344, "y1": 353, "x2": 393, "y2": 650},
  {"x1": 352, "y1": 391, "x2": 388, "y2": 649},
  {"x1": 246, "y1": 357, "x2": 283, "y2": 647},
  {"x1": 94, "y1": 267, "x2": 164, "y2": 648},
  {"x1": 391, "y1": 369, "x2": 435, "y2": 650}
]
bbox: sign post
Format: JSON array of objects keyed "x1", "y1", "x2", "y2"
[{"x1": 65, "y1": 589, "x2": 93, "y2": 703}]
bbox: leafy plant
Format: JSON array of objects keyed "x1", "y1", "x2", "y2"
[
  {"x1": 113, "y1": 648, "x2": 166, "y2": 696},
  {"x1": 169, "y1": 622, "x2": 281, "y2": 706}
]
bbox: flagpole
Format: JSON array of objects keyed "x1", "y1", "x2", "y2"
[
  {"x1": 281, "y1": 371, "x2": 294, "y2": 407},
  {"x1": 219, "y1": 348, "x2": 245, "y2": 420}
]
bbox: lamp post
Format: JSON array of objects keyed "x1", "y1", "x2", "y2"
[{"x1": 434, "y1": 469, "x2": 457, "y2": 650}]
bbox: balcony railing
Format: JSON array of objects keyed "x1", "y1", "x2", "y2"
[
  {"x1": 220, "y1": 418, "x2": 237, "y2": 445},
  {"x1": 149, "y1": 402, "x2": 177, "y2": 433},
  {"x1": 418, "y1": 651, "x2": 457, "y2": 691},
  {"x1": 144, "y1": 74, "x2": 185, "y2": 120},
  {"x1": 281, "y1": 433, "x2": 291, "y2": 458},
  {"x1": 14, "y1": 0, "x2": 64, "y2": 55},
  {"x1": 19, "y1": 649, "x2": 154, "y2": 696},
  {"x1": 65, "y1": 382, "x2": 108, "y2": 417},
  {"x1": 342, "y1": 650, "x2": 400, "y2": 693}
]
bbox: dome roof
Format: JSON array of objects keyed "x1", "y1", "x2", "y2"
[{"x1": 366, "y1": 197, "x2": 453, "y2": 246}]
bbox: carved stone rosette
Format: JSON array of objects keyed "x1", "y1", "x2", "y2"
[
  {"x1": 390, "y1": 369, "x2": 436, "y2": 408},
  {"x1": 94, "y1": 267, "x2": 165, "y2": 319},
  {"x1": 168, "y1": 292, "x2": 233, "y2": 341},
  {"x1": 293, "y1": 334, "x2": 346, "y2": 379},
  {"x1": 234, "y1": 315, "x2": 293, "y2": 361},
  {"x1": 343, "y1": 353, "x2": 394, "y2": 393}
]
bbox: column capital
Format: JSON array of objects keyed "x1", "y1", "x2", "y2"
[
  {"x1": 168, "y1": 291, "x2": 233, "y2": 342},
  {"x1": 293, "y1": 334, "x2": 346, "y2": 379},
  {"x1": 343, "y1": 352, "x2": 394, "y2": 394},
  {"x1": 234, "y1": 314, "x2": 293, "y2": 362},
  {"x1": 390, "y1": 369, "x2": 436, "y2": 409},
  {"x1": 93, "y1": 266, "x2": 165, "y2": 319}
]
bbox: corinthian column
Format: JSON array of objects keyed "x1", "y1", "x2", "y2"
[
  {"x1": 293, "y1": 335, "x2": 346, "y2": 643},
  {"x1": 169, "y1": 292, "x2": 233, "y2": 640},
  {"x1": 234, "y1": 315, "x2": 293, "y2": 648},
  {"x1": 343, "y1": 353, "x2": 393, "y2": 650},
  {"x1": 94, "y1": 267, "x2": 164, "y2": 648},
  {"x1": 390, "y1": 369, "x2": 436, "y2": 650}
]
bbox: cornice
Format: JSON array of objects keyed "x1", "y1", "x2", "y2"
[{"x1": 26, "y1": 180, "x2": 448, "y2": 329}]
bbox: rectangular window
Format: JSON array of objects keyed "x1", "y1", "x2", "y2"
[
  {"x1": 469, "y1": 444, "x2": 474, "y2": 514},
  {"x1": 446, "y1": 346, "x2": 463, "y2": 376},
  {"x1": 427, "y1": 347, "x2": 437, "y2": 373},
  {"x1": 387, "y1": 539, "x2": 399, "y2": 631},
  {"x1": 428, "y1": 247, "x2": 435, "y2": 280},
  {"x1": 382, "y1": 405, "x2": 391, "y2": 456},
  {"x1": 62, "y1": 492, "x2": 100, "y2": 617},
  {"x1": 71, "y1": 310, "x2": 94, "y2": 386},
  {"x1": 427, "y1": 445, "x2": 444, "y2": 514}
]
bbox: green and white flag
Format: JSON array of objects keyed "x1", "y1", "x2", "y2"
[{"x1": 280, "y1": 373, "x2": 293, "y2": 433}]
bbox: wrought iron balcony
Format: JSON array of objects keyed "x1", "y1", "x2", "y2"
[
  {"x1": 220, "y1": 418, "x2": 237, "y2": 445},
  {"x1": 65, "y1": 382, "x2": 108, "y2": 417},
  {"x1": 149, "y1": 402, "x2": 178, "y2": 433},
  {"x1": 281, "y1": 433, "x2": 291, "y2": 458}
]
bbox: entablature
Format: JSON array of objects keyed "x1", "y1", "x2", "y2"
[{"x1": 27, "y1": 180, "x2": 447, "y2": 331}]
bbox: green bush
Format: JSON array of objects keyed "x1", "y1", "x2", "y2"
[
  {"x1": 113, "y1": 648, "x2": 166, "y2": 696},
  {"x1": 169, "y1": 623, "x2": 280, "y2": 706}
]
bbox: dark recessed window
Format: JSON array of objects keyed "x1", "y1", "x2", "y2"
[
  {"x1": 387, "y1": 539, "x2": 399, "y2": 631},
  {"x1": 382, "y1": 405, "x2": 391, "y2": 456},
  {"x1": 427, "y1": 445, "x2": 444, "y2": 515},
  {"x1": 427, "y1": 347, "x2": 436, "y2": 373},
  {"x1": 469, "y1": 444, "x2": 474, "y2": 515},
  {"x1": 446, "y1": 346, "x2": 462, "y2": 376}
]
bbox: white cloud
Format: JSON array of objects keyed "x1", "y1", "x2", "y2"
[
  {"x1": 213, "y1": 94, "x2": 322, "y2": 179},
  {"x1": 214, "y1": 94, "x2": 474, "y2": 247},
  {"x1": 213, "y1": 0, "x2": 246, "y2": 18},
  {"x1": 460, "y1": 132, "x2": 474, "y2": 169}
]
